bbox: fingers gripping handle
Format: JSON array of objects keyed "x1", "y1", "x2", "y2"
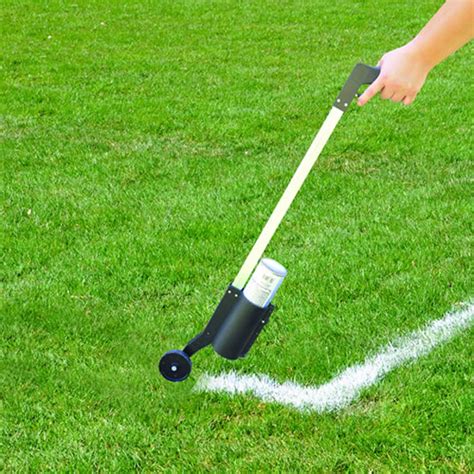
[{"x1": 334, "y1": 63, "x2": 380, "y2": 112}]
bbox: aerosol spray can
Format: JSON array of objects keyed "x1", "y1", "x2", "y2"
[{"x1": 243, "y1": 258, "x2": 287, "y2": 308}]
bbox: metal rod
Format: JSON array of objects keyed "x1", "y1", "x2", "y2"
[{"x1": 232, "y1": 106, "x2": 344, "y2": 290}]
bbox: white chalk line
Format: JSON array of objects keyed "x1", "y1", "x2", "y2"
[{"x1": 195, "y1": 302, "x2": 474, "y2": 412}]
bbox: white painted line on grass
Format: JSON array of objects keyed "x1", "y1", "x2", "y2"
[{"x1": 195, "y1": 302, "x2": 474, "y2": 412}]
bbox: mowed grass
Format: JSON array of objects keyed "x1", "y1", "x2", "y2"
[{"x1": 1, "y1": 0, "x2": 473, "y2": 471}]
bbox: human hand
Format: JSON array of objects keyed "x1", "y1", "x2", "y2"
[{"x1": 358, "y1": 43, "x2": 432, "y2": 106}]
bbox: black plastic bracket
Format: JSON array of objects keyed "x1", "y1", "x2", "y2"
[
  {"x1": 211, "y1": 293, "x2": 274, "y2": 360},
  {"x1": 160, "y1": 286, "x2": 275, "y2": 382},
  {"x1": 183, "y1": 284, "x2": 240, "y2": 357},
  {"x1": 334, "y1": 63, "x2": 380, "y2": 112},
  {"x1": 182, "y1": 332, "x2": 209, "y2": 357},
  {"x1": 182, "y1": 284, "x2": 275, "y2": 361},
  {"x1": 238, "y1": 303, "x2": 274, "y2": 358}
]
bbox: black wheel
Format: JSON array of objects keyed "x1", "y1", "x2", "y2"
[{"x1": 159, "y1": 350, "x2": 192, "y2": 382}]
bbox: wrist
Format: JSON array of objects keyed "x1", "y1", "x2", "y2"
[{"x1": 405, "y1": 38, "x2": 438, "y2": 72}]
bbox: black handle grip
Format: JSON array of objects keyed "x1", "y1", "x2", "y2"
[{"x1": 334, "y1": 63, "x2": 380, "y2": 112}]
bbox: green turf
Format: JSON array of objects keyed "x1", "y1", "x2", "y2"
[{"x1": 1, "y1": 0, "x2": 473, "y2": 471}]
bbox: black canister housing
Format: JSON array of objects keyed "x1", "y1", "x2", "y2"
[{"x1": 212, "y1": 291, "x2": 273, "y2": 360}]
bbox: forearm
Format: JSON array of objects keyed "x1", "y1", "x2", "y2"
[
  {"x1": 358, "y1": 0, "x2": 473, "y2": 106},
  {"x1": 409, "y1": 0, "x2": 474, "y2": 69}
]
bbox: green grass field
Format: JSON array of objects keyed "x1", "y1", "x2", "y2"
[{"x1": 2, "y1": 0, "x2": 473, "y2": 471}]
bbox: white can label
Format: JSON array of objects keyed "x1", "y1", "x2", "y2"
[{"x1": 243, "y1": 259, "x2": 287, "y2": 308}]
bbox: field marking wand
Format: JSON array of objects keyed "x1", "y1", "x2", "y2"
[{"x1": 159, "y1": 63, "x2": 380, "y2": 382}]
